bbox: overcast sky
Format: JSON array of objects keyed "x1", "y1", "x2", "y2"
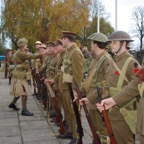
[{"x1": 102, "y1": 0, "x2": 144, "y2": 32}]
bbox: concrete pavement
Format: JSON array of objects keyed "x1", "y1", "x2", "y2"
[{"x1": 0, "y1": 67, "x2": 140, "y2": 144}]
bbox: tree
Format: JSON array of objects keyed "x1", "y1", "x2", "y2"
[
  {"x1": 79, "y1": 0, "x2": 114, "y2": 45},
  {"x1": 89, "y1": 0, "x2": 108, "y2": 19},
  {"x1": 131, "y1": 6, "x2": 144, "y2": 51},
  {"x1": 1, "y1": 0, "x2": 90, "y2": 51}
]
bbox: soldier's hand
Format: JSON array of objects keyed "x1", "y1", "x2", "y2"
[
  {"x1": 48, "y1": 79, "x2": 55, "y2": 85},
  {"x1": 44, "y1": 79, "x2": 49, "y2": 84},
  {"x1": 79, "y1": 98, "x2": 89, "y2": 106},
  {"x1": 96, "y1": 98, "x2": 116, "y2": 113},
  {"x1": 44, "y1": 79, "x2": 54, "y2": 85},
  {"x1": 73, "y1": 89, "x2": 79, "y2": 102}
]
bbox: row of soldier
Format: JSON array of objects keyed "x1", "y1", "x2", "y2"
[{"x1": 4, "y1": 30, "x2": 144, "y2": 144}]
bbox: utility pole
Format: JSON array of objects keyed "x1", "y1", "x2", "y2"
[
  {"x1": 97, "y1": 0, "x2": 100, "y2": 33},
  {"x1": 115, "y1": 0, "x2": 118, "y2": 31}
]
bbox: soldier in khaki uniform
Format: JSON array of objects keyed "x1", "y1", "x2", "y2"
[
  {"x1": 79, "y1": 33, "x2": 112, "y2": 144},
  {"x1": 32, "y1": 40, "x2": 42, "y2": 70},
  {"x1": 47, "y1": 39, "x2": 67, "y2": 126},
  {"x1": 80, "y1": 31, "x2": 140, "y2": 144},
  {"x1": 9, "y1": 38, "x2": 45, "y2": 116},
  {"x1": 96, "y1": 68, "x2": 144, "y2": 143},
  {"x1": 57, "y1": 31, "x2": 84, "y2": 144},
  {"x1": 81, "y1": 43, "x2": 92, "y2": 59}
]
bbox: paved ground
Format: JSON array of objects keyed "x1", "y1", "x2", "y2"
[{"x1": 0, "y1": 64, "x2": 141, "y2": 144}]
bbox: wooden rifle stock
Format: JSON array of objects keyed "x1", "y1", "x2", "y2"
[
  {"x1": 74, "y1": 80, "x2": 101, "y2": 144},
  {"x1": 67, "y1": 82, "x2": 83, "y2": 144},
  {"x1": 46, "y1": 82, "x2": 65, "y2": 135},
  {"x1": 39, "y1": 75, "x2": 48, "y2": 110},
  {"x1": 96, "y1": 86, "x2": 117, "y2": 144}
]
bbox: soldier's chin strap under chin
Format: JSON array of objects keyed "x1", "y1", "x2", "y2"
[{"x1": 114, "y1": 44, "x2": 122, "y2": 56}]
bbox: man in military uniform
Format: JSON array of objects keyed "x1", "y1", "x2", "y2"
[
  {"x1": 96, "y1": 68, "x2": 144, "y2": 143},
  {"x1": 81, "y1": 43, "x2": 92, "y2": 59},
  {"x1": 57, "y1": 31, "x2": 84, "y2": 144},
  {"x1": 47, "y1": 39, "x2": 67, "y2": 126},
  {"x1": 80, "y1": 31, "x2": 140, "y2": 144},
  {"x1": 9, "y1": 38, "x2": 45, "y2": 116},
  {"x1": 30, "y1": 41, "x2": 42, "y2": 97},
  {"x1": 78, "y1": 33, "x2": 112, "y2": 144}
]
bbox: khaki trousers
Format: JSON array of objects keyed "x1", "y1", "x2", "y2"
[
  {"x1": 63, "y1": 90, "x2": 78, "y2": 138},
  {"x1": 110, "y1": 120, "x2": 135, "y2": 144},
  {"x1": 140, "y1": 134, "x2": 144, "y2": 144}
]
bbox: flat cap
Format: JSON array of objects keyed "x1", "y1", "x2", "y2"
[
  {"x1": 87, "y1": 33, "x2": 108, "y2": 43},
  {"x1": 62, "y1": 31, "x2": 76, "y2": 39},
  {"x1": 35, "y1": 41, "x2": 42, "y2": 45},
  {"x1": 17, "y1": 38, "x2": 28, "y2": 47}
]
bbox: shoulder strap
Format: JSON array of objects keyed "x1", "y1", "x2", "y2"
[
  {"x1": 94, "y1": 56, "x2": 107, "y2": 81},
  {"x1": 113, "y1": 56, "x2": 138, "y2": 88},
  {"x1": 117, "y1": 57, "x2": 134, "y2": 87}
]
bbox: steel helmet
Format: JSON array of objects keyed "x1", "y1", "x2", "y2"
[
  {"x1": 108, "y1": 31, "x2": 133, "y2": 42},
  {"x1": 17, "y1": 38, "x2": 28, "y2": 47},
  {"x1": 87, "y1": 32, "x2": 108, "y2": 43}
]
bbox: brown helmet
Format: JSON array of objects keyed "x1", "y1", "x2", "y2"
[{"x1": 108, "y1": 31, "x2": 133, "y2": 42}]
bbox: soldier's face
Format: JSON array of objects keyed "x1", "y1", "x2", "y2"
[
  {"x1": 109, "y1": 41, "x2": 121, "y2": 53},
  {"x1": 62, "y1": 37, "x2": 67, "y2": 48},
  {"x1": 39, "y1": 48, "x2": 45, "y2": 53},
  {"x1": 35, "y1": 44, "x2": 41, "y2": 49},
  {"x1": 91, "y1": 41, "x2": 96, "y2": 53}
]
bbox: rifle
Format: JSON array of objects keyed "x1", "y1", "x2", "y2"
[
  {"x1": 96, "y1": 86, "x2": 117, "y2": 144},
  {"x1": 37, "y1": 74, "x2": 48, "y2": 111},
  {"x1": 67, "y1": 82, "x2": 83, "y2": 144},
  {"x1": 35, "y1": 72, "x2": 45, "y2": 103},
  {"x1": 46, "y1": 82, "x2": 65, "y2": 135},
  {"x1": 74, "y1": 80, "x2": 101, "y2": 144}
]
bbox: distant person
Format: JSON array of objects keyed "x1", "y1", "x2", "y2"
[
  {"x1": 4, "y1": 49, "x2": 13, "y2": 78},
  {"x1": 81, "y1": 44, "x2": 92, "y2": 59}
]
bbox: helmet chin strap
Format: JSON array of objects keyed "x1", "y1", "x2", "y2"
[{"x1": 114, "y1": 43, "x2": 123, "y2": 55}]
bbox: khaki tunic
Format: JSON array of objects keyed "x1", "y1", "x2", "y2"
[
  {"x1": 59, "y1": 43, "x2": 84, "y2": 138},
  {"x1": 60, "y1": 44, "x2": 84, "y2": 89},
  {"x1": 53, "y1": 50, "x2": 67, "y2": 90},
  {"x1": 113, "y1": 77, "x2": 144, "y2": 135},
  {"x1": 88, "y1": 51, "x2": 139, "y2": 144},
  {"x1": 10, "y1": 49, "x2": 42, "y2": 97},
  {"x1": 46, "y1": 54, "x2": 59, "y2": 79},
  {"x1": 82, "y1": 51, "x2": 112, "y2": 141},
  {"x1": 83, "y1": 51, "x2": 112, "y2": 110}
]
